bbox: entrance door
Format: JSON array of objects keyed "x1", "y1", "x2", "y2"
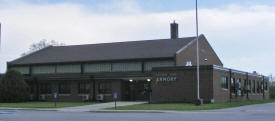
[{"x1": 121, "y1": 80, "x2": 148, "y2": 101}]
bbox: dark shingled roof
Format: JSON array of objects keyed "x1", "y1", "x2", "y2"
[{"x1": 9, "y1": 37, "x2": 196, "y2": 65}]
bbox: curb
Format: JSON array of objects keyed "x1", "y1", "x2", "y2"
[
  {"x1": 90, "y1": 110, "x2": 175, "y2": 113},
  {"x1": 0, "y1": 107, "x2": 57, "y2": 111}
]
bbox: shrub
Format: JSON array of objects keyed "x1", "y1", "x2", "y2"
[
  {"x1": 0, "y1": 70, "x2": 30, "y2": 102},
  {"x1": 269, "y1": 83, "x2": 275, "y2": 99}
]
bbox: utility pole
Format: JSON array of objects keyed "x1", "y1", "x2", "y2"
[{"x1": 195, "y1": 0, "x2": 201, "y2": 105}]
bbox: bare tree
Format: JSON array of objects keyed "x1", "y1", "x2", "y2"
[{"x1": 21, "y1": 39, "x2": 65, "y2": 56}]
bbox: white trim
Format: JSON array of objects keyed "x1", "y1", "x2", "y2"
[
  {"x1": 213, "y1": 65, "x2": 264, "y2": 78},
  {"x1": 176, "y1": 38, "x2": 196, "y2": 54}
]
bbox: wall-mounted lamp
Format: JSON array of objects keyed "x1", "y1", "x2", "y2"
[{"x1": 147, "y1": 79, "x2": 151, "y2": 82}]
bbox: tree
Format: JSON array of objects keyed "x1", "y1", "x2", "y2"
[
  {"x1": 0, "y1": 70, "x2": 30, "y2": 102},
  {"x1": 21, "y1": 39, "x2": 65, "y2": 56},
  {"x1": 270, "y1": 85, "x2": 275, "y2": 99}
]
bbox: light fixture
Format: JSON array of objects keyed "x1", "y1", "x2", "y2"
[
  {"x1": 147, "y1": 79, "x2": 151, "y2": 82},
  {"x1": 129, "y1": 79, "x2": 133, "y2": 82}
]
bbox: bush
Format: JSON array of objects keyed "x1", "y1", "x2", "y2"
[
  {"x1": 269, "y1": 82, "x2": 275, "y2": 99},
  {"x1": 270, "y1": 85, "x2": 275, "y2": 99},
  {"x1": 0, "y1": 70, "x2": 30, "y2": 102}
]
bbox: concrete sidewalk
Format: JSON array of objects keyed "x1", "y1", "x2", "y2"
[{"x1": 57, "y1": 101, "x2": 146, "y2": 112}]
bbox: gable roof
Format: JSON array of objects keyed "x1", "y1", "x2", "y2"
[{"x1": 9, "y1": 37, "x2": 196, "y2": 65}]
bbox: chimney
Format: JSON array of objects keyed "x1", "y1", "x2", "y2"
[{"x1": 170, "y1": 20, "x2": 178, "y2": 39}]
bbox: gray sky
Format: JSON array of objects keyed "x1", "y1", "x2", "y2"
[{"x1": 0, "y1": 0, "x2": 274, "y2": 77}]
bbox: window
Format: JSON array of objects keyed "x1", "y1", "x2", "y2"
[
  {"x1": 230, "y1": 78, "x2": 235, "y2": 93},
  {"x1": 237, "y1": 79, "x2": 242, "y2": 96},
  {"x1": 264, "y1": 82, "x2": 268, "y2": 91},
  {"x1": 144, "y1": 61, "x2": 174, "y2": 71},
  {"x1": 78, "y1": 82, "x2": 90, "y2": 94},
  {"x1": 247, "y1": 80, "x2": 251, "y2": 93},
  {"x1": 40, "y1": 83, "x2": 51, "y2": 94},
  {"x1": 10, "y1": 66, "x2": 30, "y2": 74},
  {"x1": 58, "y1": 82, "x2": 71, "y2": 94},
  {"x1": 84, "y1": 63, "x2": 112, "y2": 73},
  {"x1": 32, "y1": 65, "x2": 55, "y2": 74},
  {"x1": 221, "y1": 76, "x2": 228, "y2": 89},
  {"x1": 112, "y1": 62, "x2": 142, "y2": 72},
  {"x1": 257, "y1": 81, "x2": 261, "y2": 93},
  {"x1": 244, "y1": 79, "x2": 249, "y2": 93},
  {"x1": 252, "y1": 80, "x2": 256, "y2": 93},
  {"x1": 56, "y1": 64, "x2": 81, "y2": 73},
  {"x1": 29, "y1": 83, "x2": 35, "y2": 94},
  {"x1": 261, "y1": 82, "x2": 264, "y2": 93},
  {"x1": 98, "y1": 82, "x2": 112, "y2": 94}
]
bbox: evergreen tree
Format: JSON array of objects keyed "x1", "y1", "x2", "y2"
[{"x1": 0, "y1": 70, "x2": 30, "y2": 102}]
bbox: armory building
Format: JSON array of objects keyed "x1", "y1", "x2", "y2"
[{"x1": 7, "y1": 22, "x2": 269, "y2": 103}]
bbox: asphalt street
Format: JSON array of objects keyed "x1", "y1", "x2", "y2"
[{"x1": 1, "y1": 102, "x2": 275, "y2": 121}]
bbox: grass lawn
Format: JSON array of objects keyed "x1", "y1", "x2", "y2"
[
  {"x1": 106, "y1": 99, "x2": 275, "y2": 110},
  {"x1": 0, "y1": 102, "x2": 97, "y2": 108}
]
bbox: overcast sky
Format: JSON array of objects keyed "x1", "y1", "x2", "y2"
[{"x1": 0, "y1": 0, "x2": 274, "y2": 77}]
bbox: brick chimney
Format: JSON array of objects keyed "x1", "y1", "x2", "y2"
[{"x1": 170, "y1": 21, "x2": 178, "y2": 39}]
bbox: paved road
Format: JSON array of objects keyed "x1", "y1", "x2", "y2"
[{"x1": 1, "y1": 102, "x2": 275, "y2": 121}]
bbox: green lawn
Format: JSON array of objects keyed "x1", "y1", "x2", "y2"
[
  {"x1": 0, "y1": 102, "x2": 97, "y2": 108},
  {"x1": 107, "y1": 99, "x2": 275, "y2": 110}
]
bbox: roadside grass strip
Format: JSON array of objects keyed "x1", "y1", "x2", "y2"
[
  {"x1": 0, "y1": 102, "x2": 97, "y2": 108},
  {"x1": 106, "y1": 99, "x2": 275, "y2": 110}
]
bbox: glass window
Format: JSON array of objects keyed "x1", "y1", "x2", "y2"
[
  {"x1": 40, "y1": 83, "x2": 51, "y2": 94},
  {"x1": 230, "y1": 78, "x2": 235, "y2": 93},
  {"x1": 58, "y1": 82, "x2": 71, "y2": 94},
  {"x1": 98, "y1": 82, "x2": 112, "y2": 94},
  {"x1": 56, "y1": 64, "x2": 81, "y2": 73},
  {"x1": 84, "y1": 63, "x2": 112, "y2": 73},
  {"x1": 144, "y1": 61, "x2": 174, "y2": 71},
  {"x1": 247, "y1": 80, "x2": 251, "y2": 92},
  {"x1": 10, "y1": 66, "x2": 30, "y2": 75},
  {"x1": 264, "y1": 82, "x2": 268, "y2": 90},
  {"x1": 29, "y1": 83, "x2": 35, "y2": 94},
  {"x1": 261, "y1": 82, "x2": 264, "y2": 93},
  {"x1": 257, "y1": 81, "x2": 261, "y2": 93},
  {"x1": 252, "y1": 80, "x2": 256, "y2": 93},
  {"x1": 78, "y1": 82, "x2": 90, "y2": 94},
  {"x1": 32, "y1": 65, "x2": 55, "y2": 74},
  {"x1": 112, "y1": 62, "x2": 142, "y2": 72},
  {"x1": 237, "y1": 79, "x2": 242, "y2": 96},
  {"x1": 221, "y1": 76, "x2": 228, "y2": 89}
]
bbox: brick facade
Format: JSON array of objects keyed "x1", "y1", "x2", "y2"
[{"x1": 151, "y1": 65, "x2": 269, "y2": 103}]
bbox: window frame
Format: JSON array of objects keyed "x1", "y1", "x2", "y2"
[
  {"x1": 58, "y1": 82, "x2": 71, "y2": 94},
  {"x1": 221, "y1": 76, "x2": 228, "y2": 90},
  {"x1": 78, "y1": 81, "x2": 90, "y2": 94}
]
